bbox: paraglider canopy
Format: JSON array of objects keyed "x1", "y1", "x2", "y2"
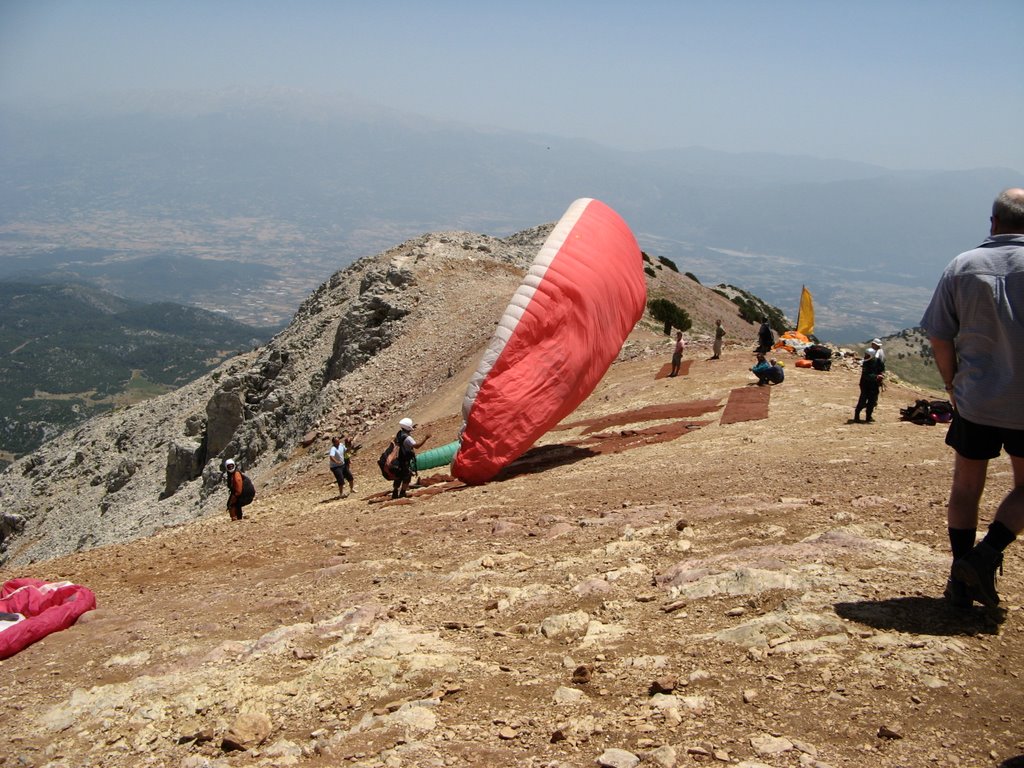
[
  {"x1": 453, "y1": 198, "x2": 647, "y2": 485},
  {"x1": 796, "y1": 286, "x2": 815, "y2": 337}
]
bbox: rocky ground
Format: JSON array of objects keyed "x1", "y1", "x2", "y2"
[{"x1": 2, "y1": 323, "x2": 1021, "y2": 768}]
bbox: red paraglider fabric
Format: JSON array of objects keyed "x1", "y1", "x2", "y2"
[
  {"x1": 0, "y1": 578, "x2": 97, "y2": 659},
  {"x1": 454, "y1": 198, "x2": 646, "y2": 484}
]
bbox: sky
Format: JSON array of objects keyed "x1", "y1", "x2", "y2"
[{"x1": 1, "y1": 0, "x2": 1022, "y2": 172}]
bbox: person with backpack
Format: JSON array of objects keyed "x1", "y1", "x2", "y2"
[
  {"x1": 223, "y1": 458, "x2": 255, "y2": 520},
  {"x1": 391, "y1": 417, "x2": 429, "y2": 499}
]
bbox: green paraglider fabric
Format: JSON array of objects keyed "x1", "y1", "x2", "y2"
[{"x1": 415, "y1": 440, "x2": 460, "y2": 471}]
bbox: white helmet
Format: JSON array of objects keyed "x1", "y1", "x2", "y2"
[
  {"x1": 224, "y1": 458, "x2": 236, "y2": 470},
  {"x1": 399, "y1": 417, "x2": 414, "y2": 430}
]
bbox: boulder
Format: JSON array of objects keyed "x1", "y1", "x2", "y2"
[
  {"x1": 163, "y1": 440, "x2": 203, "y2": 499},
  {"x1": 205, "y1": 391, "x2": 244, "y2": 458}
]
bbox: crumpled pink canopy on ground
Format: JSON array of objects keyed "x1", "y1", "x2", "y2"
[{"x1": 0, "y1": 578, "x2": 97, "y2": 659}]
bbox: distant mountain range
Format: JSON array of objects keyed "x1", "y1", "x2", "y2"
[
  {"x1": 0, "y1": 279, "x2": 275, "y2": 463},
  {"x1": 1, "y1": 89, "x2": 1019, "y2": 341}
]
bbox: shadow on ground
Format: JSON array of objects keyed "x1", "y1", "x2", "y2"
[
  {"x1": 496, "y1": 444, "x2": 598, "y2": 479},
  {"x1": 834, "y1": 596, "x2": 1004, "y2": 637}
]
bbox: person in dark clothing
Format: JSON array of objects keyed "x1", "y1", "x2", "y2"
[
  {"x1": 853, "y1": 348, "x2": 885, "y2": 423},
  {"x1": 391, "y1": 417, "x2": 430, "y2": 499},
  {"x1": 756, "y1": 318, "x2": 774, "y2": 354}
]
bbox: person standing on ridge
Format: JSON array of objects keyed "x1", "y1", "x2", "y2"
[
  {"x1": 391, "y1": 418, "x2": 429, "y2": 499},
  {"x1": 712, "y1": 319, "x2": 725, "y2": 360},
  {"x1": 756, "y1": 317, "x2": 774, "y2": 354},
  {"x1": 669, "y1": 331, "x2": 685, "y2": 377},
  {"x1": 920, "y1": 187, "x2": 1024, "y2": 609},
  {"x1": 853, "y1": 348, "x2": 885, "y2": 423},
  {"x1": 328, "y1": 436, "x2": 354, "y2": 498},
  {"x1": 224, "y1": 458, "x2": 244, "y2": 521}
]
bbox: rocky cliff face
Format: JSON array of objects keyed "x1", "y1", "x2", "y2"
[{"x1": 0, "y1": 228, "x2": 543, "y2": 566}]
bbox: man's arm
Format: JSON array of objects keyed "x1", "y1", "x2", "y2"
[{"x1": 929, "y1": 335, "x2": 958, "y2": 395}]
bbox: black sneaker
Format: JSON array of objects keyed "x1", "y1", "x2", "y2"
[
  {"x1": 943, "y1": 577, "x2": 972, "y2": 609},
  {"x1": 952, "y1": 542, "x2": 1003, "y2": 607}
]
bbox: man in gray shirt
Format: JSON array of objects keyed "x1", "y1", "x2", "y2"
[{"x1": 920, "y1": 187, "x2": 1024, "y2": 609}]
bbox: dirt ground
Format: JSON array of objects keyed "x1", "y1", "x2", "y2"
[{"x1": 2, "y1": 333, "x2": 1022, "y2": 768}]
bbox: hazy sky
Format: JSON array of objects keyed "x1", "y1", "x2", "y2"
[{"x1": 2, "y1": 0, "x2": 1022, "y2": 172}]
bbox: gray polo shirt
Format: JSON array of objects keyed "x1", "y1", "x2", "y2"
[{"x1": 920, "y1": 234, "x2": 1024, "y2": 429}]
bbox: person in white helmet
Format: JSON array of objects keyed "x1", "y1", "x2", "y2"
[
  {"x1": 224, "y1": 458, "x2": 244, "y2": 520},
  {"x1": 391, "y1": 418, "x2": 430, "y2": 499}
]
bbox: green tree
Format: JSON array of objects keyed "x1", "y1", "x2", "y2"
[
  {"x1": 648, "y1": 298, "x2": 692, "y2": 335},
  {"x1": 656, "y1": 255, "x2": 679, "y2": 273}
]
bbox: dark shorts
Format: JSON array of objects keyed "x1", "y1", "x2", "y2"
[
  {"x1": 946, "y1": 412, "x2": 1024, "y2": 461},
  {"x1": 330, "y1": 465, "x2": 350, "y2": 484}
]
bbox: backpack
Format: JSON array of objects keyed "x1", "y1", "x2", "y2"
[
  {"x1": 900, "y1": 399, "x2": 935, "y2": 425},
  {"x1": 238, "y1": 473, "x2": 256, "y2": 506},
  {"x1": 804, "y1": 344, "x2": 832, "y2": 361},
  {"x1": 811, "y1": 358, "x2": 832, "y2": 371},
  {"x1": 378, "y1": 441, "x2": 399, "y2": 480},
  {"x1": 928, "y1": 399, "x2": 953, "y2": 424}
]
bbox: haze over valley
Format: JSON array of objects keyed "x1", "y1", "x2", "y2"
[{"x1": 2, "y1": 89, "x2": 1018, "y2": 341}]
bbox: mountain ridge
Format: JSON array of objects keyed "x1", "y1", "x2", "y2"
[{"x1": 0, "y1": 222, "x2": 767, "y2": 566}]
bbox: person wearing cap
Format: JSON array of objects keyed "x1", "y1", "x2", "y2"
[
  {"x1": 920, "y1": 187, "x2": 1024, "y2": 610},
  {"x1": 391, "y1": 418, "x2": 429, "y2": 499},
  {"x1": 853, "y1": 347, "x2": 885, "y2": 423},
  {"x1": 750, "y1": 353, "x2": 784, "y2": 386},
  {"x1": 869, "y1": 338, "x2": 886, "y2": 364},
  {"x1": 224, "y1": 458, "x2": 244, "y2": 520}
]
